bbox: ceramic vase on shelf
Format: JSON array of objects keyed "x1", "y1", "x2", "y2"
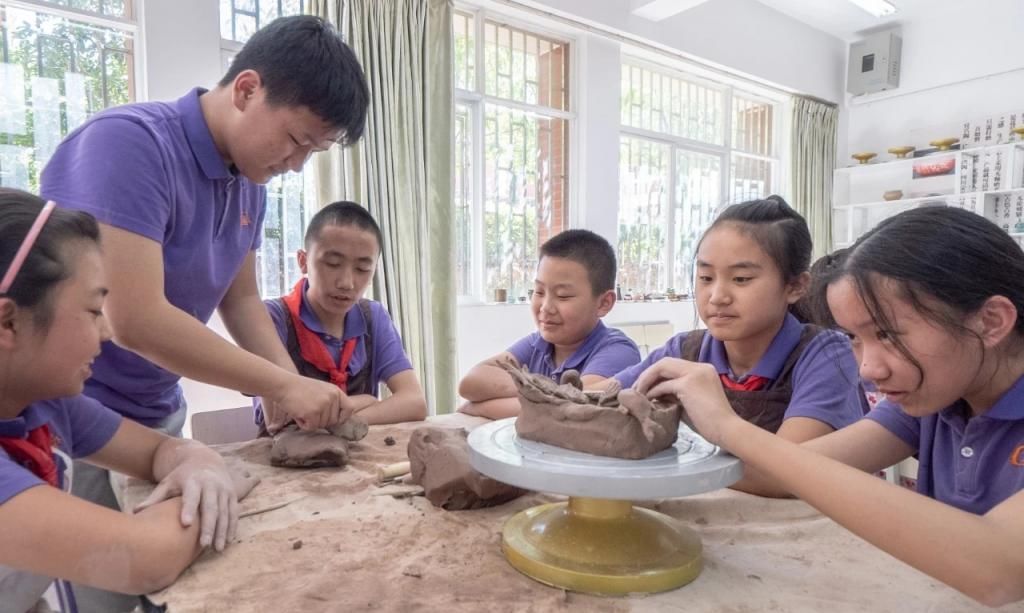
[
  {"x1": 887, "y1": 146, "x2": 914, "y2": 159},
  {"x1": 929, "y1": 138, "x2": 959, "y2": 151}
]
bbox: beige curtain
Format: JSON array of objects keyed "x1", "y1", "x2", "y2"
[
  {"x1": 790, "y1": 96, "x2": 838, "y2": 259},
  {"x1": 308, "y1": 0, "x2": 456, "y2": 414}
]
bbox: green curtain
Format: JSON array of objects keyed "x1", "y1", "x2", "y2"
[
  {"x1": 790, "y1": 96, "x2": 838, "y2": 259},
  {"x1": 307, "y1": 0, "x2": 456, "y2": 414}
]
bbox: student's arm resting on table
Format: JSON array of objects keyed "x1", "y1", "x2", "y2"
[
  {"x1": 98, "y1": 224, "x2": 351, "y2": 431},
  {"x1": 458, "y1": 351, "x2": 520, "y2": 402},
  {"x1": 349, "y1": 370, "x2": 428, "y2": 424},
  {"x1": 0, "y1": 484, "x2": 202, "y2": 595},
  {"x1": 458, "y1": 397, "x2": 522, "y2": 420},
  {"x1": 84, "y1": 419, "x2": 255, "y2": 551},
  {"x1": 637, "y1": 358, "x2": 1024, "y2": 607}
]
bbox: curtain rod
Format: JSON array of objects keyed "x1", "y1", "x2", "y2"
[{"x1": 488, "y1": 0, "x2": 838, "y2": 108}]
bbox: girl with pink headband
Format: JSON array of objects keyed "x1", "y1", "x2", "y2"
[{"x1": 0, "y1": 188, "x2": 255, "y2": 611}]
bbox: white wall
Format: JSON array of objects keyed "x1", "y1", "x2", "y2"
[
  {"x1": 517, "y1": 0, "x2": 846, "y2": 103},
  {"x1": 141, "y1": 0, "x2": 223, "y2": 101},
  {"x1": 843, "y1": 0, "x2": 1024, "y2": 159}
]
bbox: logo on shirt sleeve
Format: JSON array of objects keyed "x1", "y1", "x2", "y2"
[{"x1": 1010, "y1": 444, "x2": 1024, "y2": 467}]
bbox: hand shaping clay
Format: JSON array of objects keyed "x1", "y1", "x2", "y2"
[
  {"x1": 270, "y1": 417, "x2": 369, "y2": 468},
  {"x1": 500, "y1": 360, "x2": 681, "y2": 459},
  {"x1": 406, "y1": 426, "x2": 526, "y2": 510}
]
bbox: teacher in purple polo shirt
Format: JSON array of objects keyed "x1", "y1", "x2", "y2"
[{"x1": 40, "y1": 16, "x2": 368, "y2": 611}]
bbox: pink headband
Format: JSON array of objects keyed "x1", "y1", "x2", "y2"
[{"x1": 0, "y1": 200, "x2": 57, "y2": 294}]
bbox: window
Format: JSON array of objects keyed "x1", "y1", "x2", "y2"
[
  {"x1": 220, "y1": 0, "x2": 310, "y2": 297},
  {"x1": 0, "y1": 0, "x2": 136, "y2": 191},
  {"x1": 618, "y1": 60, "x2": 781, "y2": 297},
  {"x1": 220, "y1": 0, "x2": 304, "y2": 45},
  {"x1": 454, "y1": 10, "x2": 572, "y2": 302}
]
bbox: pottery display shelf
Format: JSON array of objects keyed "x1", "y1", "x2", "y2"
[
  {"x1": 468, "y1": 418, "x2": 742, "y2": 596},
  {"x1": 832, "y1": 142, "x2": 1024, "y2": 250}
]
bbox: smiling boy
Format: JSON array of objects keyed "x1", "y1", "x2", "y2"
[{"x1": 458, "y1": 230, "x2": 640, "y2": 419}]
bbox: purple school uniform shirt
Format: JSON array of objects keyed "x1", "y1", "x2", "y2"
[
  {"x1": 615, "y1": 313, "x2": 865, "y2": 430},
  {"x1": 265, "y1": 280, "x2": 414, "y2": 395},
  {"x1": 40, "y1": 88, "x2": 267, "y2": 426},
  {"x1": 507, "y1": 321, "x2": 641, "y2": 381},
  {"x1": 867, "y1": 377, "x2": 1024, "y2": 515},
  {"x1": 0, "y1": 396, "x2": 122, "y2": 504}
]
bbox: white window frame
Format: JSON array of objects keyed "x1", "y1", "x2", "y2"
[
  {"x1": 453, "y1": 5, "x2": 579, "y2": 304},
  {"x1": 618, "y1": 53, "x2": 788, "y2": 294},
  {"x1": 0, "y1": 0, "x2": 144, "y2": 186},
  {"x1": 3, "y1": 0, "x2": 142, "y2": 86}
]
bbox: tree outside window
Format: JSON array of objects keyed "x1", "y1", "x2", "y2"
[
  {"x1": 454, "y1": 10, "x2": 571, "y2": 303},
  {"x1": 0, "y1": 0, "x2": 135, "y2": 191},
  {"x1": 618, "y1": 60, "x2": 780, "y2": 298}
]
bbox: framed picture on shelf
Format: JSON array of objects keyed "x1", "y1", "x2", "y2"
[{"x1": 912, "y1": 157, "x2": 956, "y2": 179}]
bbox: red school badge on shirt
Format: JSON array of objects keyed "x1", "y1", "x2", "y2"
[{"x1": 1010, "y1": 444, "x2": 1024, "y2": 467}]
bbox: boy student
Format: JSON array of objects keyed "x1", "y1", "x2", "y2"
[
  {"x1": 256, "y1": 202, "x2": 427, "y2": 427},
  {"x1": 39, "y1": 16, "x2": 368, "y2": 611},
  {"x1": 459, "y1": 229, "x2": 641, "y2": 419}
]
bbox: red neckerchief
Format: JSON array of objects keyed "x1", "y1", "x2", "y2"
[
  {"x1": 282, "y1": 279, "x2": 358, "y2": 392},
  {"x1": 719, "y1": 373, "x2": 770, "y2": 392},
  {"x1": 0, "y1": 423, "x2": 58, "y2": 487}
]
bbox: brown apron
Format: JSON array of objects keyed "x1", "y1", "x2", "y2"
[{"x1": 679, "y1": 325, "x2": 822, "y2": 433}]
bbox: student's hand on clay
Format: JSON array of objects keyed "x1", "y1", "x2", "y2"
[
  {"x1": 134, "y1": 447, "x2": 241, "y2": 552},
  {"x1": 633, "y1": 358, "x2": 741, "y2": 447},
  {"x1": 271, "y1": 376, "x2": 348, "y2": 432}
]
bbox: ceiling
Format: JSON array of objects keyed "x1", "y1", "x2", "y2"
[{"x1": 628, "y1": 0, "x2": 967, "y2": 41}]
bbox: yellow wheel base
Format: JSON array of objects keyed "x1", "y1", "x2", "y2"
[{"x1": 501, "y1": 497, "x2": 702, "y2": 596}]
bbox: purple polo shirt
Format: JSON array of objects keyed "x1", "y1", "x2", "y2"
[
  {"x1": 507, "y1": 321, "x2": 641, "y2": 382},
  {"x1": 866, "y1": 377, "x2": 1024, "y2": 514},
  {"x1": 0, "y1": 396, "x2": 122, "y2": 504},
  {"x1": 40, "y1": 88, "x2": 267, "y2": 427},
  {"x1": 266, "y1": 280, "x2": 414, "y2": 395},
  {"x1": 615, "y1": 313, "x2": 864, "y2": 430}
]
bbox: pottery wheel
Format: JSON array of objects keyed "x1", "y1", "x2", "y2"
[
  {"x1": 467, "y1": 418, "x2": 743, "y2": 596},
  {"x1": 467, "y1": 417, "x2": 742, "y2": 500}
]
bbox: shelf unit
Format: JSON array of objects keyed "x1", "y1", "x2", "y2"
[{"x1": 832, "y1": 143, "x2": 1024, "y2": 249}]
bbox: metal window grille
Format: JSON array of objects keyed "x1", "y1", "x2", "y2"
[
  {"x1": 618, "y1": 60, "x2": 779, "y2": 296},
  {"x1": 454, "y1": 10, "x2": 572, "y2": 302},
  {"x1": 220, "y1": 0, "x2": 303, "y2": 44},
  {"x1": 0, "y1": 0, "x2": 135, "y2": 191}
]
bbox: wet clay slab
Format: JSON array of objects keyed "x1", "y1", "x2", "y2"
[
  {"x1": 500, "y1": 361, "x2": 681, "y2": 460},
  {"x1": 270, "y1": 417, "x2": 370, "y2": 469},
  {"x1": 406, "y1": 426, "x2": 526, "y2": 510}
]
